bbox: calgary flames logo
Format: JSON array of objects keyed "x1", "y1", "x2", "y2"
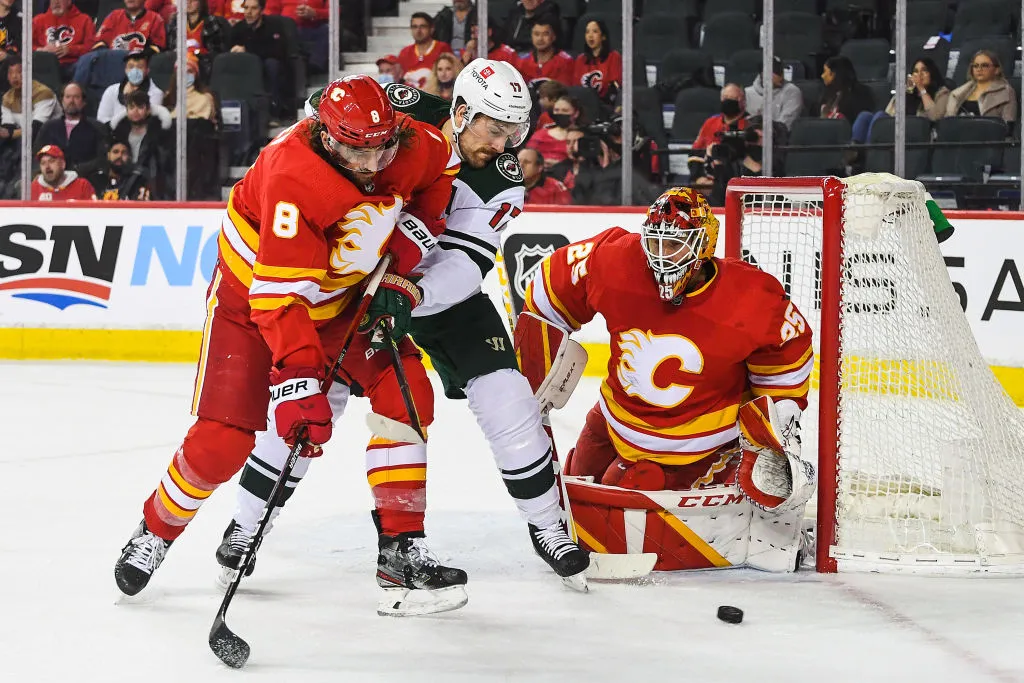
[
  {"x1": 112, "y1": 32, "x2": 147, "y2": 52},
  {"x1": 46, "y1": 25, "x2": 76, "y2": 46},
  {"x1": 580, "y1": 70, "x2": 603, "y2": 91},
  {"x1": 616, "y1": 329, "x2": 704, "y2": 409},
  {"x1": 329, "y1": 196, "x2": 404, "y2": 275}
]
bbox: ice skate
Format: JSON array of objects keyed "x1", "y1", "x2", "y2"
[
  {"x1": 114, "y1": 521, "x2": 172, "y2": 596},
  {"x1": 529, "y1": 521, "x2": 590, "y2": 592},
  {"x1": 215, "y1": 520, "x2": 257, "y2": 590},
  {"x1": 376, "y1": 532, "x2": 468, "y2": 616}
]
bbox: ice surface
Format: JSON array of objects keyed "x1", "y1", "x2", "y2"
[{"x1": 2, "y1": 362, "x2": 1023, "y2": 682}]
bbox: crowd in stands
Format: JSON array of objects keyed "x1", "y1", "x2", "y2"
[{"x1": 2, "y1": 0, "x2": 1022, "y2": 208}]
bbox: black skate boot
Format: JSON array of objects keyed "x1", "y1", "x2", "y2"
[
  {"x1": 375, "y1": 531, "x2": 469, "y2": 616},
  {"x1": 529, "y1": 521, "x2": 590, "y2": 591},
  {"x1": 215, "y1": 520, "x2": 257, "y2": 589},
  {"x1": 114, "y1": 521, "x2": 173, "y2": 596}
]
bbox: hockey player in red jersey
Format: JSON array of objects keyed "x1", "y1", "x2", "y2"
[
  {"x1": 114, "y1": 75, "x2": 461, "y2": 597},
  {"x1": 517, "y1": 187, "x2": 817, "y2": 572}
]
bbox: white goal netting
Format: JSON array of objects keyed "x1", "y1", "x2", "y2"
[{"x1": 729, "y1": 175, "x2": 1024, "y2": 574}]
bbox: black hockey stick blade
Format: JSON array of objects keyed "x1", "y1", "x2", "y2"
[{"x1": 209, "y1": 612, "x2": 250, "y2": 669}]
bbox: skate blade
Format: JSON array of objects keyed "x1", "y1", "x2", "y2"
[
  {"x1": 376, "y1": 585, "x2": 469, "y2": 617},
  {"x1": 216, "y1": 566, "x2": 239, "y2": 592},
  {"x1": 560, "y1": 571, "x2": 589, "y2": 593},
  {"x1": 585, "y1": 552, "x2": 658, "y2": 580}
]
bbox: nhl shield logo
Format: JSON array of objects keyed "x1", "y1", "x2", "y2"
[
  {"x1": 500, "y1": 233, "x2": 570, "y2": 315},
  {"x1": 513, "y1": 244, "x2": 556, "y2": 300},
  {"x1": 386, "y1": 83, "x2": 421, "y2": 107}
]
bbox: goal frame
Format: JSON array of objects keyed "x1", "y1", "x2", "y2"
[{"x1": 725, "y1": 176, "x2": 847, "y2": 573}]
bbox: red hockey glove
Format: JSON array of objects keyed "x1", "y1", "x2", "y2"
[
  {"x1": 357, "y1": 273, "x2": 422, "y2": 350},
  {"x1": 269, "y1": 366, "x2": 332, "y2": 457}
]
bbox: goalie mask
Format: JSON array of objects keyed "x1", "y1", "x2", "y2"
[{"x1": 640, "y1": 187, "x2": 720, "y2": 302}]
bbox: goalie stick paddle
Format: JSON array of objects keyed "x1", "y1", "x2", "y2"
[{"x1": 208, "y1": 255, "x2": 393, "y2": 669}]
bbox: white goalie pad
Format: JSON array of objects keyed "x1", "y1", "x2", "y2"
[
  {"x1": 535, "y1": 338, "x2": 588, "y2": 412},
  {"x1": 514, "y1": 311, "x2": 588, "y2": 413},
  {"x1": 736, "y1": 396, "x2": 816, "y2": 515}
]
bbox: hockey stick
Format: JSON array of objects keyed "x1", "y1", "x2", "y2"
[
  {"x1": 365, "y1": 413, "x2": 425, "y2": 444},
  {"x1": 209, "y1": 255, "x2": 393, "y2": 669},
  {"x1": 375, "y1": 319, "x2": 426, "y2": 443}
]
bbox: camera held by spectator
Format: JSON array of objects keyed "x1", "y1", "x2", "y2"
[{"x1": 707, "y1": 115, "x2": 785, "y2": 206}]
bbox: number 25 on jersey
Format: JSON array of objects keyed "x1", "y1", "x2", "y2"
[{"x1": 567, "y1": 242, "x2": 593, "y2": 285}]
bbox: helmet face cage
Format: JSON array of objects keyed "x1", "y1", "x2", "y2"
[{"x1": 640, "y1": 188, "x2": 718, "y2": 301}]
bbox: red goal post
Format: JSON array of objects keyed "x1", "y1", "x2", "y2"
[{"x1": 724, "y1": 175, "x2": 1024, "y2": 575}]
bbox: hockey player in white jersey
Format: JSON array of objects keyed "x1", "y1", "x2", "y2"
[{"x1": 215, "y1": 59, "x2": 590, "y2": 613}]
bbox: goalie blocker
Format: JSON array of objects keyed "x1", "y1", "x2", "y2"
[{"x1": 565, "y1": 395, "x2": 815, "y2": 573}]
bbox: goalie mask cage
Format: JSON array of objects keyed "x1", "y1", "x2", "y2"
[{"x1": 724, "y1": 175, "x2": 1024, "y2": 574}]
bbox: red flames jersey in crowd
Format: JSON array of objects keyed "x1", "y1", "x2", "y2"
[
  {"x1": 212, "y1": 0, "x2": 245, "y2": 23},
  {"x1": 398, "y1": 40, "x2": 453, "y2": 89},
  {"x1": 31, "y1": 174, "x2": 97, "y2": 201},
  {"x1": 517, "y1": 50, "x2": 574, "y2": 86},
  {"x1": 572, "y1": 50, "x2": 621, "y2": 101},
  {"x1": 32, "y1": 6, "x2": 96, "y2": 64},
  {"x1": 524, "y1": 227, "x2": 813, "y2": 465},
  {"x1": 94, "y1": 8, "x2": 167, "y2": 52},
  {"x1": 220, "y1": 116, "x2": 459, "y2": 369}
]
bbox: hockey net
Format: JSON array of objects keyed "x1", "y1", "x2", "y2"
[{"x1": 725, "y1": 174, "x2": 1024, "y2": 574}]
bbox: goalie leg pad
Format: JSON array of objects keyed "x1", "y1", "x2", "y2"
[
  {"x1": 513, "y1": 311, "x2": 588, "y2": 413},
  {"x1": 737, "y1": 396, "x2": 816, "y2": 515}
]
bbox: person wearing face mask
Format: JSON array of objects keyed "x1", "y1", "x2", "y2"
[
  {"x1": 423, "y1": 51, "x2": 463, "y2": 100},
  {"x1": 687, "y1": 82, "x2": 747, "y2": 190},
  {"x1": 96, "y1": 49, "x2": 165, "y2": 125},
  {"x1": 87, "y1": 140, "x2": 152, "y2": 200},
  {"x1": 375, "y1": 54, "x2": 404, "y2": 85},
  {"x1": 526, "y1": 93, "x2": 579, "y2": 170}
]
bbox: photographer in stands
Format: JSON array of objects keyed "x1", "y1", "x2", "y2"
[
  {"x1": 706, "y1": 115, "x2": 786, "y2": 206},
  {"x1": 687, "y1": 83, "x2": 748, "y2": 191},
  {"x1": 571, "y1": 116, "x2": 661, "y2": 206}
]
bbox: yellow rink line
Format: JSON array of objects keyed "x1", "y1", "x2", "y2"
[{"x1": 2, "y1": 328, "x2": 1023, "y2": 407}]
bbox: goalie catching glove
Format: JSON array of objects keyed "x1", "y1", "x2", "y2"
[
  {"x1": 513, "y1": 311, "x2": 588, "y2": 413},
  {"x1": 358, "y1": 273, "x2": 422, "y2": 350},
  {"x1": 736, "y1": 395, "x2": 815, "y2": 514}
]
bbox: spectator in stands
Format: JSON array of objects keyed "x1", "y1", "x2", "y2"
[
  {"x1": 852, "y1": 57, "x2": 950, "y2": 143},
  {"x1": 460, "y1": 17, "x2": 519, "y2": 70},
  {"x1": 688, "y1": 82, "x2": 747, "y2": 190},
  {"x1": 167, "y1": 0, "x2": 230, "y2": 60},
  {"x1": 93, "y1": 0, "x2": 168, "y2": 52},
  {"x1": 1, "y1": 59, "x2": 61, "y2": 139},
  {"x1": 33, "y1": 0, "x2": 95, "y2": 82},
  {"x1": 502, "y1": 0, "x2": 560, "y2": 54},
  {"x1": 0, "y1": 0, "x2": 21, "y2": 92},
  {"x1": 110, "y1": 89, "x2": 171, "y2": 193},
  {"x1": 519, "y1": 147, "x2": 571, "y2": 204},
  {"x1": 571, "y1": 117, "x2": 661, "y2": 206},
  {"x1": 946, "y1": 49, "x2": 1017, "y2": 123},
  {"x1": 423, "y1": 52, "x2": 462, "y2": 101},
  {"x1": 375, "y1": 54, "x2": 403, "y2": 85},
  {"x1": 526, "y1": 93, "x2": 580, "y2": 170},
  {"x1": 518, "y1": 19, "x2": 572, "y2": 86},
  {"x1": 35, "y1": 82, "x2": 107, "y2": 172},
  {"x1": 534, "y1": 78, "x2": 565, "y2": 127},
  {"x1": 399, "y1": 12, "x2": 452, "y2": 89},
  {"x1": 433, "y1": 0, "x2": 475, "y2": 56},
  {"x1": 708, "y1": 115, "x2": 785, "y2": 206},
  {"x1": 31, "y1": 144, "x2": 97, "y2": 200},
  {"x1": 97, "y1": 50, "x2": 165, "y2": 124},
  {"x1": 87, "y1": 139, "x2": 151, "y2": 199},
  {"x1": 145, "y1": 0, "x2": 179, "y2": 23},
  {"x1": 819, "y1": 55, "x2": 874, "y2": 122},
  {"x1": 744, "y1": 56, "x2": 802, "y2": 131},
  {"x1": 231, "y1": 0, "x2": 292, "y2": 121},
  {"x1": 549, "y1": 128, "x2": 582, "y2": 186},
  {"x1": 165, "y1": 52, "x2": 220, "y2": 198},
  {"x1": 215, "y1": 0, "x2": 245, "y2": 25},
  {"x1": 572, "y1": 18, "x2": 620, "y2": 107},
  {"x1": 266, "y1": 0, "x2": 328, "y2": 74}
]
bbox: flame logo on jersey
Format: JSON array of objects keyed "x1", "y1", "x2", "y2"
[
  {"x1": 111, "y1": 32, "x2": 147, "y2": 52},
  {"x1": 46, "y1": 25, "x2": 76, "y2": 46},
  {"x1": 0, "y1": 26, "x2": 9, "y2": 49},
  {"x1": 616, "y1": 329, "x2": 704, "y2": 409},
  {"x1": 580, "y1": 70, "x2": 603, "y2": 91},
  {"x1": 329, "y1": 196, "x2": 404, "y2": 276}
]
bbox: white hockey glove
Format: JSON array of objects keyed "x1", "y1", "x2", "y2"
[{"x1": 736, "y1": 396, "x2": 815, "y2": 515}]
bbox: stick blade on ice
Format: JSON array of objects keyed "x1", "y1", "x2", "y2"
[
  {"x1": 585, "y1": 552, "x2": 658, "y2": 580},
  {"x1": 365, "y1": 413, "x2": 425, "y2": 444},
  {"x1": 209, "y1": 616, "x2": 250, "y2": 669}
]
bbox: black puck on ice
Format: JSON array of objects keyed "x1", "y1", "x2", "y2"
[{"x1": 717, "y1": 605, "x2": 744, "y2": 624}]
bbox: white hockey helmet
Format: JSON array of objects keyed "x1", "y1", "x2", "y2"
[{"x1": 451, "y1": 58, "x2": 532, "y2": 147}]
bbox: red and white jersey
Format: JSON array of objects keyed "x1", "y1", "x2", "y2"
[
  {"x1": 94, "y1": 9, "x2": 167, "y2": 51},
  {"x1": 31, "y1": 172, "x2": 96, "y2": 201},
  {"x1": 398, "y1": 40, "x2": 453, "y2": 89},
  {"x1": 518, "y1": 50, "x2": 574, "y2": 86},
  {"x1": 220, "y1": 115, "x2": 459, "y2": 369},
  {"x1": 572, "y1": 50, "x2": 622, "y2": 101},
  {"x1": 524, "y1": 227, "x2": 813, "y2": 465}
]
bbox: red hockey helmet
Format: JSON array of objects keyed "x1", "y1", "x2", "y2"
[{"x1": 318, "y1": 76, "x2": 400, "y2": 172}]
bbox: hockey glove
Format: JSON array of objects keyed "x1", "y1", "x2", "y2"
[
  {"x1": 357, "y1": 273, "x2": 422, "y2": 350},
  {"x1": 269, "y1": 366, "x2": 332, "y2": 457}
]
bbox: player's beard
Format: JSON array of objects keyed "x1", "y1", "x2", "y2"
[{"x1": 460, "y1": 138, "x2": 498, "y2": 169}]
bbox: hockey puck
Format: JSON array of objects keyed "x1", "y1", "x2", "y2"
[{"x1": 717, "y1": 605, "x2": 744, "y2": 624}]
